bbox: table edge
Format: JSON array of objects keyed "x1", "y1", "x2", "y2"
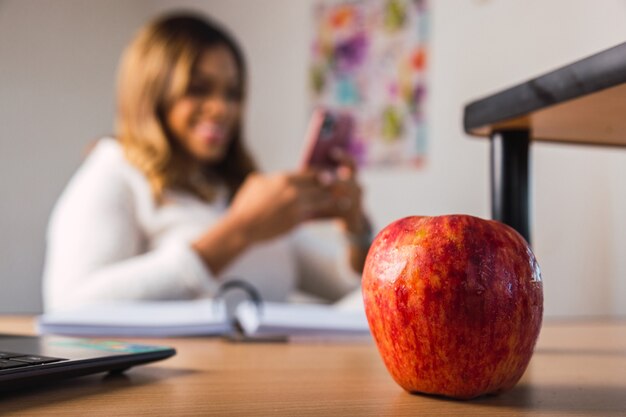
[{"x1": 463, "y1": 41, "x2": 626, "y2": 134}]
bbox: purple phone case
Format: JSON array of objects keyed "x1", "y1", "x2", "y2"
[{"x1": 301, "y1": 109, "x2": 353, "y2": 169}]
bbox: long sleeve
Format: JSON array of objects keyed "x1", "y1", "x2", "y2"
[
  {"x1": 292, "y1": 221, "x2": 361, "y2": 302},
  {"x1": 42, "y1": 140, "x2": 217, "y2": 312}
]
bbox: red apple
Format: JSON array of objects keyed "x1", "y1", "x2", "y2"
[{"x1": 362, "y1": 215, "x2": 543, "y2": 399}]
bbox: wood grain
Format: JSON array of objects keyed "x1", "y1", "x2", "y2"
[
  {"x1": 468, "y1": 83, "x2": 626, "y2": 147},
  {"x1": 1, "y1": 317, "x2": 625, "y2": 416}
]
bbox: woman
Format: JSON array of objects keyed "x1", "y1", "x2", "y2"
[{"x1": 42, "y1": 13, "x2": 371, "y2": 312}]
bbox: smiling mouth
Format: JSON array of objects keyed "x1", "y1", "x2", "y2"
[{"x1": 194, "y1": 122, "x2": 227, "y2": 145}]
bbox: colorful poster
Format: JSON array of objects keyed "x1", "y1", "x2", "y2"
[{"x1": 310, "y1": 0, "x2": 429, "y2": 167}]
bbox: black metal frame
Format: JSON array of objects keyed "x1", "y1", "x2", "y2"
[{"x1": 490, "y1": 130, "x2": 531, "y2": 243}]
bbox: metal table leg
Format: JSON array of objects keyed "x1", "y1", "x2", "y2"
[{"x1": 490, "y1": 130, "x2": 531, "y2": 244}]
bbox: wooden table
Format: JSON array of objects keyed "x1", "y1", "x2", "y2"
[
  {"x1": 1, "y1": 316, "x2": 625, "y2": 416},
  {"x1": 464, "y1": 42, "x2": 626, "y2": 243}
]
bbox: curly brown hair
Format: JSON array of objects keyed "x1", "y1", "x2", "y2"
[{"x1": 115, "y1": 12, "x2": 256, "y2": 202}]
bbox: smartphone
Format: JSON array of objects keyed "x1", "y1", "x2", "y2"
[{"x1": 300, "y1": 108, "x2": 354, "y2": 170}]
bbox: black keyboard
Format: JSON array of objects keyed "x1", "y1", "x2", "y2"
[{"x1": 0, "y1": 351, "x2": 66, "y2": 370}]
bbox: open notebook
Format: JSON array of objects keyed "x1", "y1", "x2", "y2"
[{"x1": 37, "y1": 298, "x2": 370, "y2": 341}]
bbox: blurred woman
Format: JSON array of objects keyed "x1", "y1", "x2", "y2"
[{"x1": 42, "y1": 12, "x2": 371, "y2": 312}]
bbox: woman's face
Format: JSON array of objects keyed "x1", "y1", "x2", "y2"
[{"x1": 166, "y1": 45, "x2": 242, "y2": 164}]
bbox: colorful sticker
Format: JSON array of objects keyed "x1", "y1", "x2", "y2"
[{"x1": 52, "y1": 339, "x2": 170, "y2": 353}]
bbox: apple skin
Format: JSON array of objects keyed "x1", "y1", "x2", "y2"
[{"x1": 362, "y1": 215, "x2": 543, "y2": 400}]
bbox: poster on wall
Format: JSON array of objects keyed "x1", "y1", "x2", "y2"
[{"x1": 310, "y1": 0, "x2": 429, "y2": 168}]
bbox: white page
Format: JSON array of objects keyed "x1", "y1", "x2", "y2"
[
  {"x1": 236, "y1": 300, "x2": 370, "y2": 338},
  {"x1": 37, "y1": 299, "x2": 230, "y2": 337}
]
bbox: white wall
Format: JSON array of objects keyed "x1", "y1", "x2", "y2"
[
  {"x1": 0, "y1": 0, "x2": 154, "y2": 312},
  {"x1": 1, "y1": 0, "x2": 625, "y2": 316}
]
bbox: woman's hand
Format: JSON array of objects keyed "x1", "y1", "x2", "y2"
[
  {"x1": 325, "y1": 149, "x2": 370, "y2": 236},
  {"x1": 193, "y1": 171, "x2": 335, "y2": 276},
  {"x1": 226, "y1": 171, "x2": 336, "y2": 244},
  {"x1": 192, "y1": 157, "x2": 371, "y2": 277}
]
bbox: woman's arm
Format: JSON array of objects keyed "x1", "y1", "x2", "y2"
[
  {"x1": 292, "y1": 150, "x2": 373, "y2": 302},
  {"x1": 327, "y1": 149, "x2": 373, "y2": 274},
  {"x1": 43, "y1": 143, "x2": 215, "y2": 311},
  {"x1": 343, "y1": 212, "x2": 374, "y2": 273},
  {"x1": 191, "y1": 171, "x2": 338, "y2": 275}
]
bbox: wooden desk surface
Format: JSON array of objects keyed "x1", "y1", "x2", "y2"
[
  {"x1": 464, "y1": 42, "x2": 626, "y2": 147},
  {"x1": 1, "y1": 316, "x2": 625, "y2": 416}
]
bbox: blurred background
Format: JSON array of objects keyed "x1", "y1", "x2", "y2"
[{"x1": 1, "y1": 0, "x2": 625, "y2": 317}]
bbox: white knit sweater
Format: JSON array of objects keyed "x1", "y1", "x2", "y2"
[{"x1": 42, "y1": 139, "x2": 359, "y2": 312}]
